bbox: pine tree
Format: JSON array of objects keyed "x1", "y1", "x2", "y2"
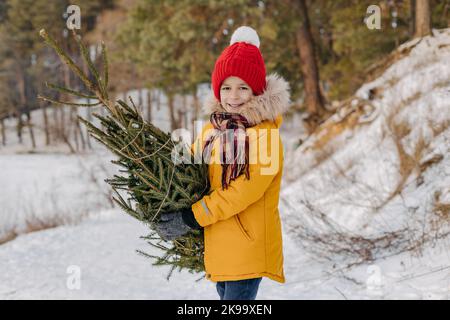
[{"x1": 38, "y1": 29, "x2": 210, "y2": 280}]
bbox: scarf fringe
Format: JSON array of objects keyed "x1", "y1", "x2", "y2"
[{"x1": 203, "y1": 112, "x2": 251, "y2": 190}]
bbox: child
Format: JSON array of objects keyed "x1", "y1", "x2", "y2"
[{"x1": 156, "y1": 26, "x2": 290, "y2": 300}]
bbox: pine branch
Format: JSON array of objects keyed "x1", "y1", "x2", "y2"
[
  {"x1": 39, "y1": 29, "x2": 95, "y2": 93},
  {"x1": 101, "y1": 41, "x2": 109, "y2": 95},
  {"x1": 45, "y1": 82, "x2": 98, "y2": 100},
  {"x1": 39, "y1": 28, "x2": 210, "y2": 279},
  {"x1": 37, "y1": 94, "x2": 102, "y2": 107}
]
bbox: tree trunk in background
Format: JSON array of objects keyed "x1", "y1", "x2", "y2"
[
  {"x1": 137, "y1": 88, "x2": 143, "y2": 114},
  {"x1": 16, "y1": 67, "x2": 26, "y2": 144},
  {"x1": 409, "y1": 0, "x2": 416, "y2": 37},
  {"x1": 72, "y1": 108, "x2": 87, "y2": 151},
  {"x1": 71, "y1": 107, "x2": 78, "y2": 151},
  {"x1": 192, "y1": 87, "x2": 199, "y2": 133},
  {"x1": 295, "y1": 0, "x2": 326, "y2": 116},
  {"x1": 415, "y1": 0, "x2": 431, "y2": 38},
  {"x1": 157, "y1": 90, "x2": 161, "y2": 111},
  {"x1": 52, "y1": 104, "x2": 59, "y2": 142},
  {"x1": 82, "y1": 54, "x2": 92, "y2": 150},
  {"x1": 16, "y1": 113, "x2": 23, "y2": 144},
  {"x1": 147, "y1": 89, "x2": 152, "y2": 123},
  {"x1": 25, "y1": 112, "x2": 36, "y2": 149},
  {"x1": 167, "y1": 93, "x2": 177, "y2": 131},
  {"x1": 86, "y1": 105, "x2": 92, "y2": 150},
  {"x1": 1, "y1": 118, "x2": 6, "y2": 146},
  {"x1": 16, "y1": 64, "x2": 36, "y2": 149},
  {"x1": 178, "y1": 108, "x2": 184, "y2": 129},
  {"x1": 77, "y1": 113, "x2": 86, "y2": 151},
  {"x1": 180, "y1": 95, "x2": 187, "y2": 128},
  {"x1": 62, "y1": 63, "x2": 71, "y2": 151},
  {"x1": 41, "y1": 101, "x2": 50, "y2": 146},
  {"x1": 59, "y1": 104, "x2": 67, "y2": 148}
]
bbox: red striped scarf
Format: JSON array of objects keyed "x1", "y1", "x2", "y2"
[{"x1": 203, "y1": 112, "x2": 251, "y2": 190}]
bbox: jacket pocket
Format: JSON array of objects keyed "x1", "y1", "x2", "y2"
[{"x1": 234, "y1": 215, "x2": 254, "y2": 242}]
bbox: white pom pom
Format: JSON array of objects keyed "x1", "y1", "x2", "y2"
[{"x1": 230, "y1": 26, "x2": 260, "y2": 48}]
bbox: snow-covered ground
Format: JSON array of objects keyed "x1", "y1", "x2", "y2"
[
  {"x1": 1, "y1": 29, "x2": 449, "y2": 300},
  {"x1": 1, "y1": 207, "x2": 448, "y2": 300},
  {"x1": 0, "y1": 152, "x2": 116, "y2": 242}
]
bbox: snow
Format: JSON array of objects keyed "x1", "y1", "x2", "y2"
[
  {"x1": 0, "y1": 153, "x2": 115, "y2": 241},
  {"x1": 1, "y1": 29, "x2": 449, "y2": 299},
  {"x1": 1, "y1": 208, "x2": 448, "y2": 299},
  {"x1": 282, "y1": 29, "x2": 450, "y2": 234}
]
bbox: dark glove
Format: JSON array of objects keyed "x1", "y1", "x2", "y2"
[{"x1": 155, "y1": 208, "x2": 202, "y2": 241}]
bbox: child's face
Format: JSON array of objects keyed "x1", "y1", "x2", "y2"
[{"x1": 220, "y1": 76, "x2": 254, "y2": 112}]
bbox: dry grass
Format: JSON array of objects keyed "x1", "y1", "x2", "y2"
[
  {"x1": 313, "y1": 112, "x2": 360, "y2": 151},
  {"x1": 433, "y1": 191, "x2": 450, "y2": 221},
  {"x1": 380, "y1": 117, "x2": 429, "y2": 208},
  {"x1": 285, "y1": 191, "x2": 450, "y2": 271},
  {"x1": 0, "y1": 209, "x2": 91, "y2": 245},
  {"x1": 285, "y1": 198, "x2": 418, "y2": 268},
  {"x1": 0, "y1": 232, "x2": 18, "y2": 245},
  {"x1": 416, "y1": 153, "x2": 444, "y2": 187},
  {"x1": 363, "y1": 39, "x2": 418, "y2": 84},
  {"x1": 385, "y1": 76, "x2": 400, "y2": 88},
  {"x1": 428, "y1": 118, "x2": 450, "y2": 138},
  {"x1": 306, "y1": 97, "x2": 377, "y2": 154}
]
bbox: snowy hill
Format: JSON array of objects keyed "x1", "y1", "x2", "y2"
[{"x1": 280, "y1": 28, "x2": 450, "y2": 296}]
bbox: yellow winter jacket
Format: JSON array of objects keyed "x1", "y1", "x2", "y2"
[{"x1": 191, "y1": 74, "x2": 290, "y2": 283}]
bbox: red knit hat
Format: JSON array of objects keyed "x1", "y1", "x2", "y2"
[{"x1": 211, "y1": 26, "x2": 266, "y2": 100}]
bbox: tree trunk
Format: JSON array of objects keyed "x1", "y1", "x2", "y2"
[
  {"x1": 86, "y1": 107, "x2": 92, "y2": 150},
  {"x1": 71, "y1": 107, "x2": 79, "y2": 151},
  {"x1": 25, "y1": 112, "x2": 36, "y2": 149},
  {"x1": 58, "y1": 64, "x2": 70, "y2": 150},
  {"x1": 80, "y1": 48, "x2": 93, "y2": 149},
  {"x1": 62, "y1": 131, "x2": 76, "y2": 154},
  {"x1": 63, "y1": 58, "x2": 72, "y2": 149},
  {"x1": 137, "y1": 88, "x2": 143, "y2": 115},
  {"x1": 180, "y1": 95, "x2": 187, "y2": 128},
  {"x1": 52, "y1": 104, "x2": 59, "y2": 142},
  {"x1": 295, "y1": 0, "x2": 325, "y2": 116},
  {"x1": 16, "y1": 63, "x2": 36, "y2": 149},
  {"x1": 41, "y1": 101, "x2": 50, "y2": 146},
  {"x1": 16, "y1": 67, "x2": 26, "y2": 144},
  {"x1": 415, "y1": 0, "x2": 431, "y2": 38},
  {"x1": 59, "y1": 106, "x2": 67, "y2": 147},
  {"x1": 16, "y1": 113, "x2": 23, "y2": 144},
  {"x1": 409, "y1": 0, "x2": 416, "y2": 37},
  {"x1": 167, "y1": 93, "x2": 177, "y2": 131},
  {"x1": 76, "y1": 109, "x2": 86, "y2": 151},
  {"x1": 192, "y1": 87, "x2": 199, "y2": 132},
  {"x1": 1, "y1": 118, "x2": 6, "y2": 146},
  {"x1": 147, "y1": 89, "x2": 152, "y2": 123},
  {"x1": 178, "y1": 108, "x2": 184, "y2": 129}
]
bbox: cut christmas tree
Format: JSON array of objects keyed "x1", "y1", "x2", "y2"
[{"x1": 38, "y1": 29, "x2": 210, "y2": 280}]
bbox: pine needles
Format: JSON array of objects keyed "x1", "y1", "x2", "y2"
[{"x1": 38, "y1": 29, "x2": 209, "y2": 279}]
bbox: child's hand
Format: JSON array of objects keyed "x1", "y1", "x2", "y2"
[{"x1": 155, "y1": 209, "x2": 202, "y2": 241}]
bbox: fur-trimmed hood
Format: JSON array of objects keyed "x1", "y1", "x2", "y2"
[{"x1": 203, "y1": 73, "x2": 291, "y2": 127}]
